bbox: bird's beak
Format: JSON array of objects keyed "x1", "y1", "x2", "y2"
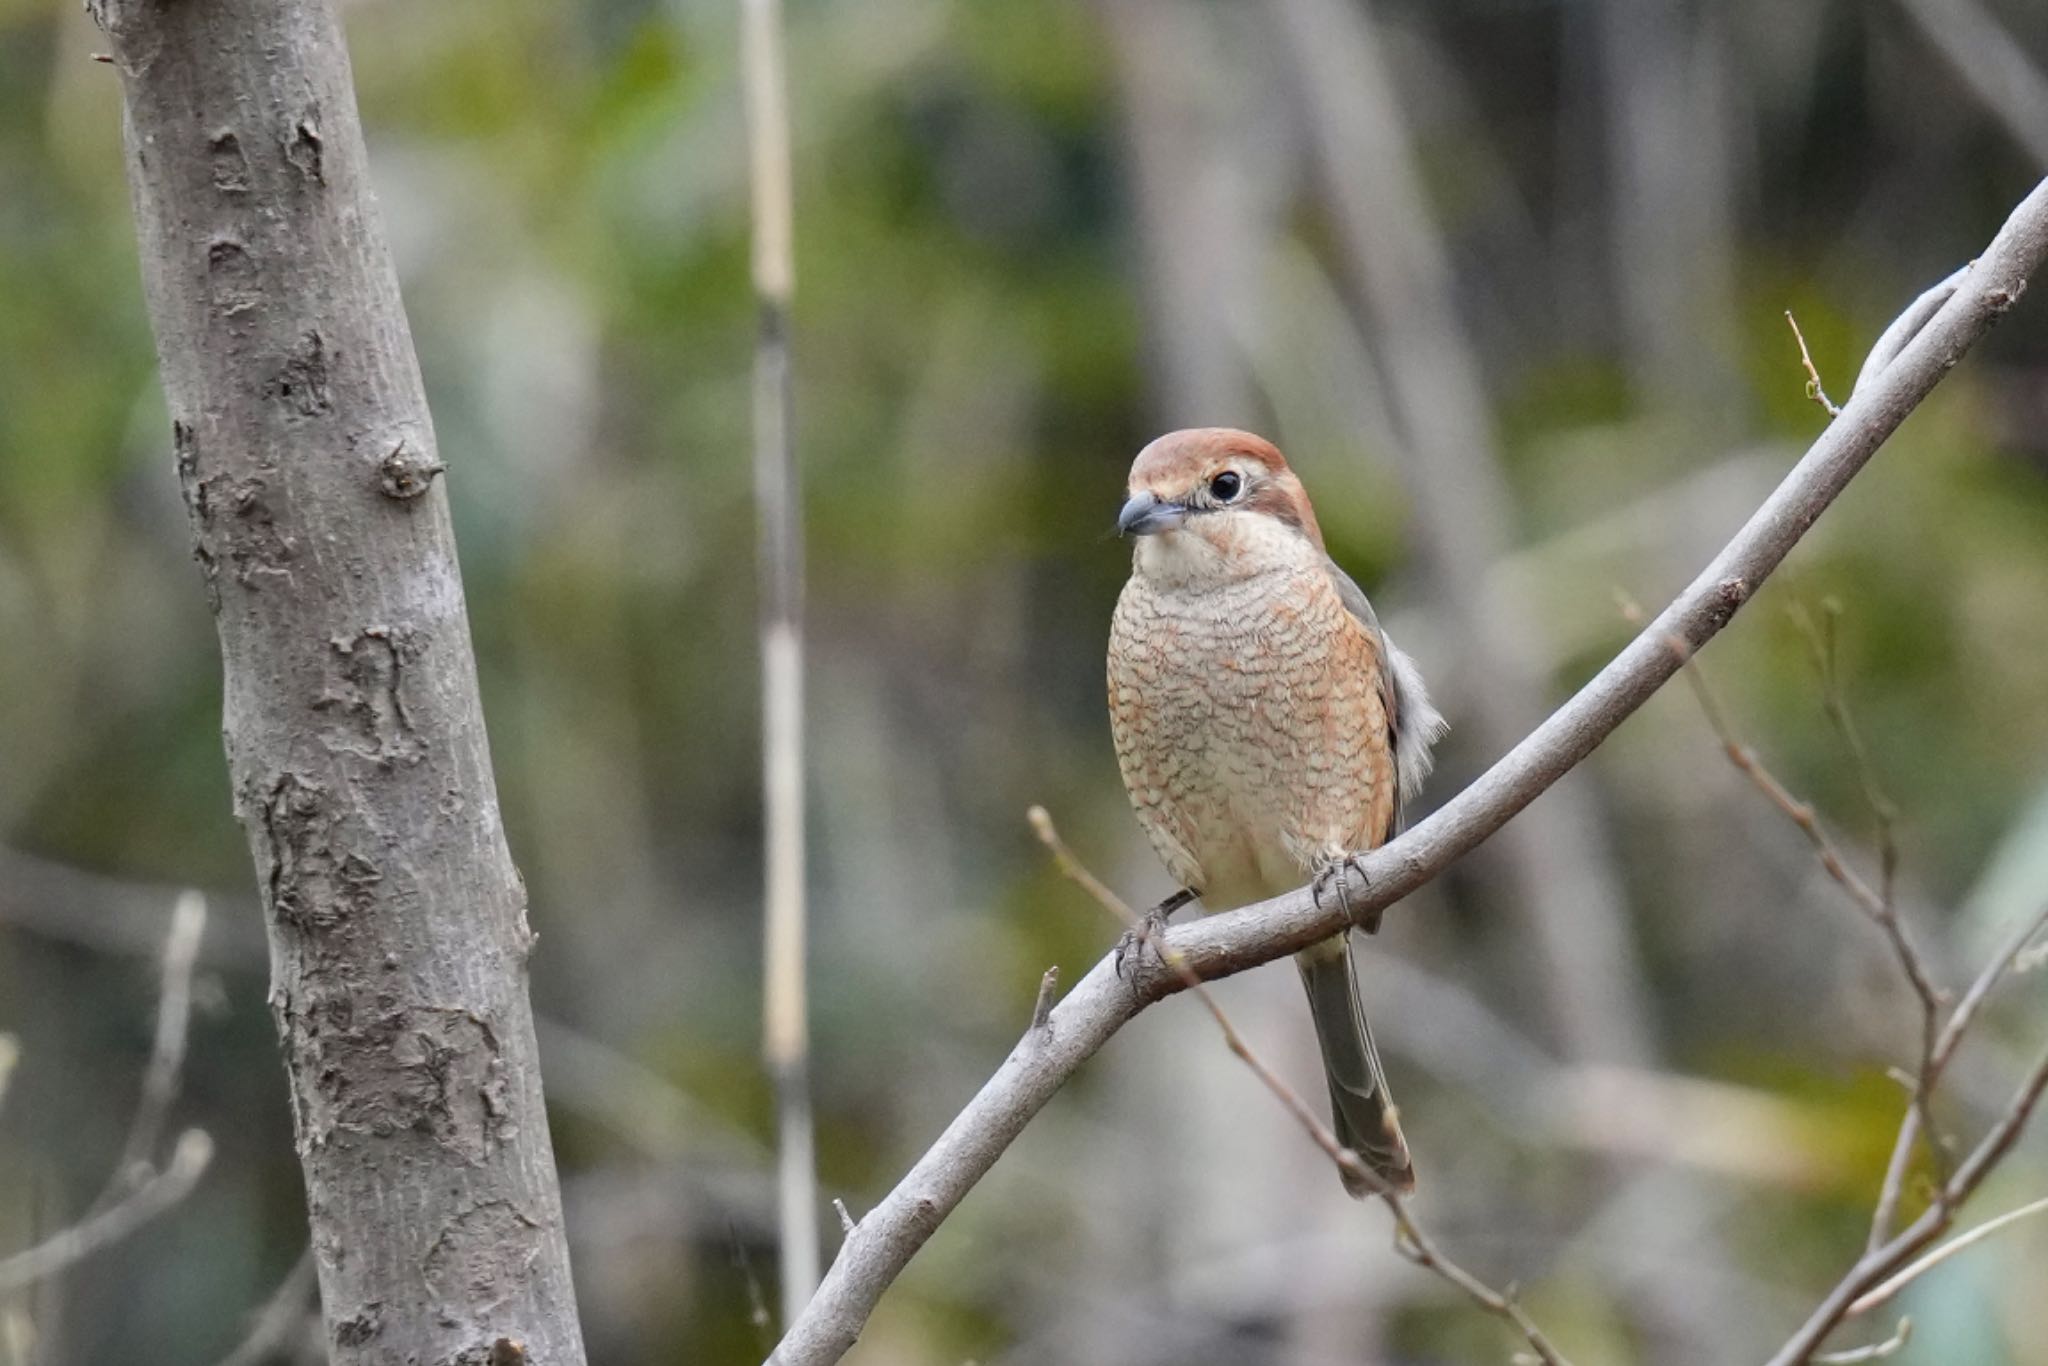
[{"x1": 1117, "y1": 490, "x2": 1186, "y2": 537}]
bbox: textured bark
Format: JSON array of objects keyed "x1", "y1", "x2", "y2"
[{"x1": 96, "y1": 1, "x2": 587, "y2": 1361}]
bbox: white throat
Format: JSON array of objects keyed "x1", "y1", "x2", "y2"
[{"x1": 1131, "y1": 513, "x2": 1315, "y2": 590}]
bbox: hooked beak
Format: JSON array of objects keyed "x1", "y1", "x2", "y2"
[{"x1": 1117, "y1": 490, "x2": 1186, "y2": 537}]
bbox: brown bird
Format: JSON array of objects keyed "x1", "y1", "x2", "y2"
[{"x1": 1106, "y1": 427, "x2": 1445, "y2": 1195}]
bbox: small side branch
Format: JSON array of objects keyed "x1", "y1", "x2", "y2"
[
  {"x1": 96, "y1": 891, "x2": 207, "y2": 1211},
  {"x1": 1850, "y1": 1194, "x2": 2048, "y2": 1317},
  {"x1": 1638, "y1": 598, "x2": 1953, "y2": 1220},
  {"x1": 1814, "y1": 1318, "x2": 1912, "y2": 1365},
  {"x1": 1027, "y1": 808, "x2": 1571, "y2": 1366},
  {"x1": 1028, "y1": 967, "x2": 1060, "y2": 1033},
  {"x1": 1767, "y1": 1040, "x2": 2048, "y2": 1365},
  {"x1": 213, "y1": 1248, "x2": 318, "y2": 1366},
  {"x1": 0, "y1": 1130, "x2": 213, "y2": 1294},
  {"x1": 1786, "y1": 311, "x2": 1842, "y2": 417}
]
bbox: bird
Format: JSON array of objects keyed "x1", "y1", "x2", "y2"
[{"x1": 1106, "y1": 427, "x2": 1445, "y2": 1196}]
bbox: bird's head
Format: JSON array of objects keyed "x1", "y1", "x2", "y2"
[{"x1": 1117, "y1": 428, "x2": 1325, "y2": 584}]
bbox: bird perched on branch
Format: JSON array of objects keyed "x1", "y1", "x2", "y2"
[{"x1": 1107, "y1": 428, "x2": 1445, "y2": 1195}]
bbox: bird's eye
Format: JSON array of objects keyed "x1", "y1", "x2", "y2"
[{"x1": 1209, "y1": 471, "x2": 1243, "y2": 502}]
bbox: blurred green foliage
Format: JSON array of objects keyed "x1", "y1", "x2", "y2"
[{"x1": 2, "y1": 0, "x2": 2048, "y2": 1363}]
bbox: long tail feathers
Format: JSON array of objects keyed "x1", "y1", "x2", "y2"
[{"x1": 1296, "y1": 936, "x2": 1414, "y2": 1196}]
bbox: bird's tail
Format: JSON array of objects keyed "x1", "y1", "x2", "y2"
[{"x1": 1296, "y1": 935, "x2": 1414, "y2": 1196}]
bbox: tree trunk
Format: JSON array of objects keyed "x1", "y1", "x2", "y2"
[{"x1": 94, "y1": 0, "x2": 588, "y2": 1360}]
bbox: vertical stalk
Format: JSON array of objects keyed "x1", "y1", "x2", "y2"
[{"x1": 741, "y1": 0, "x2": 819, "y2": 1324}]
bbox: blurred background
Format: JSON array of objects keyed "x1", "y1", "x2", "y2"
[{"x1": 4, "y1": 0, "x2": 2048, "y2": 1361}]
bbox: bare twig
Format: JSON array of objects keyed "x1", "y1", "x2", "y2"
[
  {"x1": 1027, "y1": 808, "x2": 1571, "y2": 1366},
  {"x1": 1025, "y1": 809, "x2": 1370, "y2": 1182},
  {"x1": 1768, "y1": 1039, "x2": 2048, "y2": 1365},
  {"x1": 1850, "y1": 1194, "x2": 2048, "y2": 1317},
  {"x1": 1814, "y1": 1317, "x2": 1912, "y2": 1364},
  {"x1": 0, "y1": 1129, "x2": 213, "y2": 1294},
  {"x1": 1633, "y1": 593, "x2": 1955, "y2": 1224},
  {"x1": 731, "y1": 1222, "x2": 777, "y2": 1350},
  {"x1": 213, "y1": 1248, "x2": 318, "y2": 1366},
  {"x1": 742, "y1": 0, "x2": 817, "y2": 1325},
  {"x1": 1792, "y1": 604, "x2": 1901, "y2": 906},
  {"x1": 1869, "y1": 899, "x2": 2048, "y2": 1253},
  {"x1": 1028, "y1": 967, "x2": 1059, "y2": 1033},
  {"x1": 95, "y1": 891, "x2": 206, "y2": 1211},
  {"x1": 766, "y1": 177, "x2": 2048, "y2": 1366},
  {"x1": 1938, "y1": 901, "x2": 2048, "y2": 1061},
  {"x1": 1787, "y1": 312, "x2": 1842, "y2": 417},
  {"x1": 0, "y1": 896, "x2": 213, "y2": 1304}
]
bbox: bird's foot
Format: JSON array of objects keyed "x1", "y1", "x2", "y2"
[
  {"x1": 1312, "y1": 853, "x2": 1382, "y2": 934},
  {"x1": 1115, "y1": 888, "x2": 1195, "y2": 980}
]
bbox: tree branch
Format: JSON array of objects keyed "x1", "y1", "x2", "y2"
[
  {"x1": 765, "y1": 174, "x2": 2048, "y2": 1366},
  {"x1": 92, "y1": 891, "x2": 207, "y2": 1214},
  {"x1": 213, "y1": 1249, "x2": 318, "y2": 1366},
  {"x1": 1766, "y1": 1038, "x2": 2048, "y2": 1365},
  {"x1": 1850, "y1": 1194, "x2": 2048, "y2": 1317},
  {"x1": 1030, "y1": 807, "x2": 1572, "y2": 1366},
  {"x1": 0, "y1": 1130, "x2": 213, "y2": 1295}
]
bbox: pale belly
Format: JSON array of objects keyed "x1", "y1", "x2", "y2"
[{"x1": 1108, "y1": 569, "x2": 1391, "y2": 912}]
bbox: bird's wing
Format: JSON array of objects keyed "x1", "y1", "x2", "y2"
[{"x1": 1319, "y1": 556, "x2": 1447, "y2": 833}]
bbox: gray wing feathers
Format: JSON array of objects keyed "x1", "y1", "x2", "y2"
[{"x1": 1321, "y1": 556, "x2": 1448, "y2": 814}]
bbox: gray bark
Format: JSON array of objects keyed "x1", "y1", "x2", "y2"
[{"x1": 94, "y1": 1, "x2": 587, "y2": 1361}]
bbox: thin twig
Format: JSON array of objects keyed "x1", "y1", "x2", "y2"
[
  {"x1": 1792, "y1": 604, "x2": 1901, "y2": 913},
  {"x1": 1767, "y1": 1038, "x2": 2048, "y2": 1365},
  {"x1": 1875, "y1": 909, "x2": 2048, "y2": 1261},
  {"x1": 1786, "y1": 311, "x2": 1842, "y2": 417},
  {"x1": 95, "y1": 891, "x2": 206, "y2": 1211},
  {"x1": 731, "y1": 1220, "x2": 777, "y2": 1352},
  {"x1": 741, "y1": 0, "x2": 817, "y2": 1326},
  {"x1": 0, "y1": 1130, "x2": 213, "y2": 1294},
  {"x1": 1868, "y1": 902, "x2": 2048, "y2": 1254},
  {"x1": 1628, "y1": 590, "x2": 1957, "y2": 1226},
  {"x1": 1938, "y1": 901, "x2": 2048, "y2": 1061},
  {"x1": 1850, "y1": 1194, "x2": 2048, "y2": 1316},
  {"x1": 767, "y1": 180, "x2": 2048, "y2": 1366},
  {"x1": 1028, "y1": 807, "x2": 1572, "y2": 1366},
  {"x1": 213, "y1": 1248, "x2": 317, "y2": 1366},
  {"x1": 1028, "y1": 967, "x2": 1059, "y2": 1033},
  {"x1": 1814, "y1": 1317, "x2": 1912, "y2": 1364}
]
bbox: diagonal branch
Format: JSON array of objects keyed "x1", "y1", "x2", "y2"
[
  {"x1": 1640, "y1": 604, "x2": 1954, "y2": 1222},
  {"x1": 1029, "y1": 808, "x2": 1571, "y2": 1366},
  {"x1": 766, "y1": 175, "x2": 2048, "y2": 1366},
  {"x1": 1766, "y1": 1038, "x2": 2048, "y2": 1365},
  {"x1": 0, "y1": 1130, "x2": 214, "y2": 1295},
  {"x1": 1850, "y1": 1194, "x2": 2048, "y2": 1317}
]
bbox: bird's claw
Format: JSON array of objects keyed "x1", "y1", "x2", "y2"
[
  {"x1": 1115, "y1": 888, "x2": 1195, "y2": 980},
  {"x1": 1114, "y1": 910, "x2": 1171, "y2": 980},
  {"x1": 1313, "y1": 853, "x2": 1382, "y2": 934}
]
